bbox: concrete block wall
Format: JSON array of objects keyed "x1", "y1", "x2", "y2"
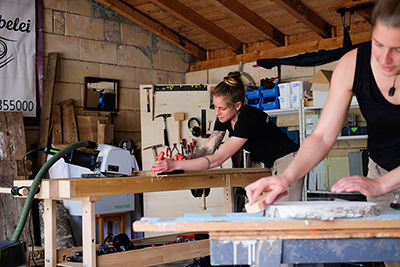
[
  {"x1": 37, "y1": 0, "x2": 194, "y2": 155},
  {"x1": 186, "y1": 61, "x2": 367, "y2": 159}
]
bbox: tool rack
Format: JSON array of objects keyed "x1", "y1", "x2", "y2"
[{"x1": 14, "y1": 168, "x2": 271, "y2": 267}]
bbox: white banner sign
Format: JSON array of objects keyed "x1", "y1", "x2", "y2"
[{"x1": 0, "y1": 0, "x2": 36, "y2": 117}]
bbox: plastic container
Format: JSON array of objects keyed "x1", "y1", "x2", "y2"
[
  {"x1": 247, "y1": 97, "x2": 262, "y2": 109},
  {"x1": 261, "y1": 83, "x2": 279, "y2": 98},
  {"x1": 278, "y1": 96, "x2": 291, "y2": 109},
  {"x1": 262, "y1": 97, "x2": 279, "y2": 110},
  {"x1": 246, "y1": 85, "x2": 262, "y2": 99},
  {"x1": 290, "y1": 81, "x2": 304, "y2": 95},
  {"x1": 291, "y1": 94, "x2": 303, "y2": 108},
  {"x1": 278, "y1": 83, "x2": 291, "y2": 96}
]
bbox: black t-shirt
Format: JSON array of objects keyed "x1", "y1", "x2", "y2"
[
  {"x1": 214, "y1": 106, "x2": 299, "y2": 168},
  {"x1": 353, "y1": 42, "x2": 400, "y2": 171}
]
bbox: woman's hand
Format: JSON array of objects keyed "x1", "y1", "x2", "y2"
[
  {"x1": 331, "y1": 175, "x2": 382, "y2": 196},
  {"x1": 151, "y1": 158, "x2": 177, "y2": 174},
  {"x1": 246, "y1": 175, "x2": 290, "y2": 205}
]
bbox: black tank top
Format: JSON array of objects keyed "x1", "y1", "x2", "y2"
[{"x1": 353, "y1": 42, "x2": 400, "y2": 171}]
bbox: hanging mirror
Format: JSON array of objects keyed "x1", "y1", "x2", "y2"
[{"x1": 84, "y1": 77, "x2": 119, "y2": 111}]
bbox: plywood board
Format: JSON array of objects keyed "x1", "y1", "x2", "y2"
[
  {"x1": 76, "y1": 115, "x2": 109, "y2": 142},
  {"x1": 265, "y1": 201, "x2": 378, "y2": 221},
  {"x1": 59, "y1": 99, "x2": 79, "y2": 144}
]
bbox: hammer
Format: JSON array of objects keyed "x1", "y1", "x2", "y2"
[
  {"x1": 155, "y1": 114, "x2": 171, "y2": 147},
  {"x1": 143, "y1": 144, "x2": 162, "y2": 162}
]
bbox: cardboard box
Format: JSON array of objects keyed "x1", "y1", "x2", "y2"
[{"x1": 309, "y1": 70, "x2": 333, "y2": 106}]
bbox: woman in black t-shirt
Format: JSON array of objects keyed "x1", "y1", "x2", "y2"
[{"x1": 153, "y1": 71, "x2": 303, "y2": 201}]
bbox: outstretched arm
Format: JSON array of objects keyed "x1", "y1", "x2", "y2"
[
  {"x1": 186, "y1": 130, "x2": 226, "y2": 159},
  {"x1": 152, "y1": 132, "x2": 247, "y2": 173},
  {"x1": 246, "y1": 49, "x2": 358, "y2": 205}
]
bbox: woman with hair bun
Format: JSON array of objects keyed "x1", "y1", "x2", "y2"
[{"x1": 153, "y1": 71, "x2": 303, "y2": 202}]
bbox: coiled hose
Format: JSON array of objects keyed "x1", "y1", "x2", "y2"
[{"x1": 12, "y1": 141, "x2": 91, "y2": 241}]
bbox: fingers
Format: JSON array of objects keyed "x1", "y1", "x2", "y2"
[{"x1": 331, "y1": 176, "x2": 377, "y2": 196}]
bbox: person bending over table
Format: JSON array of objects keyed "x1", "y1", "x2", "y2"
[
  {"x1": 152, "y1": 71, "x2": 303, "y2": 202},
  {"x1": 246, "y1": 0, "x2": 400, "y2": 215}
]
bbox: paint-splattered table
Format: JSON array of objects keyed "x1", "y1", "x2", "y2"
[{"x1": 133, "y1": 211, "x2": 400, "y2": 266}]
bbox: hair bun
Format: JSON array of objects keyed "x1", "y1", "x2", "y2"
[{"x1": 227, "y1": 71, "x2": 241, "y2": 79}]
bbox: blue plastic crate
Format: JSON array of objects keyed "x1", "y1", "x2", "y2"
[
  {"x1": 246, "y1": 85, "x2": 262, "y2": 99},
  {"x1": 247, "y1": 97, "x2": 262, "y2": 109},
  {"x1": 341, "y1": 126, "x2": 367, "y2": 136},
  {"x1": 261, "y1": 83, "x2": 279, "y2": 98},
  {"x1": 262, "y1": 96, "x2": 279, "y2": 110}
]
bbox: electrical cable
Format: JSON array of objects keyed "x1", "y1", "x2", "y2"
[{"x1": 12, "y1": 141, "x2": 91, "y2": 241}]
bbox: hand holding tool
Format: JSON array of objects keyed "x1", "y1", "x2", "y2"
[{"x1": 155, "y1": 114, "x2": 171, "y2": 147}]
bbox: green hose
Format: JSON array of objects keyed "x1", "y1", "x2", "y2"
[{"x1": 12, "y1": 141, "x2": 90, "y2": 241}]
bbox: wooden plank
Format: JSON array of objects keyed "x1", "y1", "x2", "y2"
[
  {"x1": 133, "y1": 211, "x2": 400, "y2": 233},
  {"x1": 212, "y1": 0, "x2": 285, "y2": 46},
  {"x1": 272, "y1": 0, "x2": 331, "y2": 38},
  {"x1": 59, "y1": 99, "x2": 79, "y2": 144},
  {"x1": 13, "y1": 168, "x2": 271, "y2": 198},
  {"x1": 152, "y1": 0, "x2": 243, "y2": 54},
  {"x1": 76, "y1": 115, "x2": 109, "y2": 142},
  {"x1": 96, "y1": 0, "x2": 207, "y2": 60},
  {"x1": 189, "y1": 31, "x2": 371, "y2": 71},
  {"x1": 51, "y1": 105, "x2": 63, "y2": 146},
  {"x1": 38, "y1": 53, "x2": 58, "y2": 168},
  {"x1": 97, "y1": 121, "x2": 114, "y2": 144}
]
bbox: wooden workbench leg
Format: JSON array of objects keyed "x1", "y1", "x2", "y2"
[
  {"x1": 82, "y1": 200, "x2": 96, "y2": 267},
  {"x1": 224, "y1": 187, "x2": 234, "y2": 213},
  {"x1": 44, "y1": 199, "x2": 56, "y2": 267},
  {"x1": 120, "y1": 214, "x2": 125, "y2": 234}
]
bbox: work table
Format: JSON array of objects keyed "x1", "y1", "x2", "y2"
[{"x1": 14, "y1": 168, "x2": 270, "y2": 267}]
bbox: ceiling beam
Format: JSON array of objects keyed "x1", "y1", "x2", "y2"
[
  {"x1": 96, "y1": 0, "x2": 207, "y2": 60},
  {"x1": 151, "y1": 0, "x2": 244, "y2": 54},
  {"x1": 210, "y1": 0, "x2": 285, "y2": 47},
  {"x1": 189, "y1": 31, "x2": 371, "y2": 72},
  {"x1": 272, "y1": 0, "x2": 332, "y2": 38}
]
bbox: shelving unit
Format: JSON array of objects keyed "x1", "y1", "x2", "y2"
[{"x1": 264, "y1": 98, "x2": 367, "y2": 200}]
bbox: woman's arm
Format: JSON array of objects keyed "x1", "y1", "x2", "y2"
[
  {"x1": 152, "y1": 131, "x2": 247, "y2": 173},
  {"x1": 247, "y1": 49, "x2": 358, "y2": 205}
]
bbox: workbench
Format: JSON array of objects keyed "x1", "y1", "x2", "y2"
[
  {"x1": 14, "y1": 168, "x2": 270, "y2": 267},
  {"x1": 133, "y1": 210, "x2": 400, "y2": 266}
]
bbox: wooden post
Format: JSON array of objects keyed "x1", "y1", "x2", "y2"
[
  {"x1": 38, "y1": 53, "x2": 58, "y2": 168},
  {"x1": 44, "y1": 199, "x2": 56, "y2": 267},
  {"x1": 82, "y1": 200, "x2": 96, "y2": 267}
]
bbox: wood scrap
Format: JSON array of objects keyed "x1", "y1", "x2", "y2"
[
  {"x1": 51, "y1": 104, "x2": 62, "y2": 146},
  {"x1": 98, "y1": 121, "x2": 114, "y2": 144},
  {"x1": 59, "y1": 99, "x2": 79, "y2": 144}
]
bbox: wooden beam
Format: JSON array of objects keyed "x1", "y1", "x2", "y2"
[
  {"x1": 272, "y1": 0, "x2": 332, "y2": 38},
  {"x1": 151, "y1": 0, "x2": 244, "y2": 54},
  {"x1": 189, "y1": 31, "x2": 371, "y2": 72},
  {"x1": 356, "y1": 6, "x2": 374, "y2": 25},
  {"x1": 211, "y1": 0, "x2": 285, "y2": 47},
  {"x1": 96, "y1": 0, "x2": 207, "y2": 60},
  {"x1": 38, "y1": 53, "x2": 58, "y2": 169}
]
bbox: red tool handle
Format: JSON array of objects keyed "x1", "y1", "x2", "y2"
[
  {"x1": 176, "y1": 154, "x2": 184, "y2": 161},
  {"x1": 157, "y1": 151, "x2": 165, "y2": 161}
]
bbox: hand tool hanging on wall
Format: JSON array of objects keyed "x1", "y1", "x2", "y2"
[
  {"x1": 146, "y1": 89, "x2": 150, "y2": 112},
  {"x1": 151, "y1": 84, "x2": 155, "y2": 121},
  {"x1": 201, "y1": 109, "x2": 210, "y2": 138},
  {"x1": 174, "y1": 112, "x2": 185, "y2": 142},
  {"x1": 143, "y1": 144, "x2": 162, "y2": 162},
  {"x1": 155, "y1": 114, "x2": 171, "y2": 147},
  {"x1": 181, "y1": 138, "x2": 186, "y2": 155}
]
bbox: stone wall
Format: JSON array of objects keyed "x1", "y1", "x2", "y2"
[{"x1": 27, "y1": 0, "x2": 194, "y2": 157}]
